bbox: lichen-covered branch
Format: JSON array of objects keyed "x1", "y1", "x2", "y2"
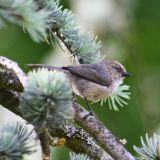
[
  {"x1": 0, "y1": 89, "x2": 20, "y2": 114},
  {"x1": 0, "y1": 69, "x2": 23, "y2": 91},
  {"x1": 0, "y1": 56, "x2": 27, "y2": 89},
  {"x1": 0, "y1": 56, "x2": 27, "y2": 114},
  {"x1": 49, "y1": 122, "x2": 113, "y2": 160},
  {"x1": 73, "y1": 101, "x2": 135, "y2": 160}
]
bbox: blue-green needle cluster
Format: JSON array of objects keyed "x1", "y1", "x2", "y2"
[
  {"x1": 19, "y1": 69, "x2": 73, "y2": 131},
  {"x1": 133, "y1": 133, "x2": 160, "y2": 160},
  {"x1": 0, "y1": 0, "x2": 103, "y2": 64},
  {"x1": 0, "y1": 122, "x2": 40, "y2": 160},
  {"x1": 70, "y1": 152, "x2": 90, "y2": 160}
]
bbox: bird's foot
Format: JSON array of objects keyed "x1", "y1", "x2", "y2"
[{"x1": 89, "y1": 111, "x2": 96, "y2": 117}]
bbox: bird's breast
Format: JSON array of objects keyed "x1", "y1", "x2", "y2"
[{"x1": 71, "y1": 78, "x2": 121, "y2": 101}]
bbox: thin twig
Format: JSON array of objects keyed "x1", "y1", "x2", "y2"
[
  {"x1": 53, "y1": 30, "x2": 84, "y2": 64},
  {"x1": 39, "y1": 129, "x2": 51, "y2": 160}
]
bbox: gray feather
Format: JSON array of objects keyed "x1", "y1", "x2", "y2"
[{"x1": 62, "y1": 62, "x2": 112, "y2": 86}]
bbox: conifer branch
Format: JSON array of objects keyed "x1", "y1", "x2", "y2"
[
  {"x1": 73, "y1": 100, "x2": 135, "y2": 160},
  {"x1": 0, "y1": 0, "x2": 103, "y2": 64},
  {"x1": 49, "y1": 122, "x2": 113, "y2": 160},
  {"x1": 0, "y1": 56, "x2": 26, "y2": 114},
  {"x1": 0, "y1": 56, "x2": 27, "y2": 90},
  {"x1": 41, "y1": 0, "x2": 103, "y2": 64}
]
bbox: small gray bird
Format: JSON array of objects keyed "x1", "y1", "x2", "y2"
[{"x1": 28, "y1": 60, "x2": 130, "y2": 112}]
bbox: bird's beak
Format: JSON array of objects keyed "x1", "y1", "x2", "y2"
[{"x1": 123, "y1": 72, "x2": 131, "y2": 77}]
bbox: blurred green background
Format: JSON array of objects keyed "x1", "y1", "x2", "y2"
[{"x1": 0, "y1": 0, "x2": 160, "y2": 159}]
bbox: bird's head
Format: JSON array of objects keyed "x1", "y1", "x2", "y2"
[{"x1": 103, "y1": 60, "x2": 131, "y2": 82}]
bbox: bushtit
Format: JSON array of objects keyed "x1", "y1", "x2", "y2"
[{"x1": 28, "y1": 60, "x2": 130, "y2": 112}]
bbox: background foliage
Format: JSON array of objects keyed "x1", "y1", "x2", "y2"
[{"x1": 0, "y1": 0, "x2": 160, "y2": 159}]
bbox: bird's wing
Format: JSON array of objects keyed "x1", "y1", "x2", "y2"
[{"x1": 62, "y1": 63, "x2": 112, "y2": 86}]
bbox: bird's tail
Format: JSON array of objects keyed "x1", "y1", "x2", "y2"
[{"x1": 27, "y1": 64, "x2": 64, "y2": 72}]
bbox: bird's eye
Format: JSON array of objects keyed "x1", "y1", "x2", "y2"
[{"x1": 113, "y1": 66, "x2": 122, "y2": 73}]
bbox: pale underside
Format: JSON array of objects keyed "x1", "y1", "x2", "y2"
[{"x1": 70, "y1": 76, "x2": 123, "y2": 101}]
